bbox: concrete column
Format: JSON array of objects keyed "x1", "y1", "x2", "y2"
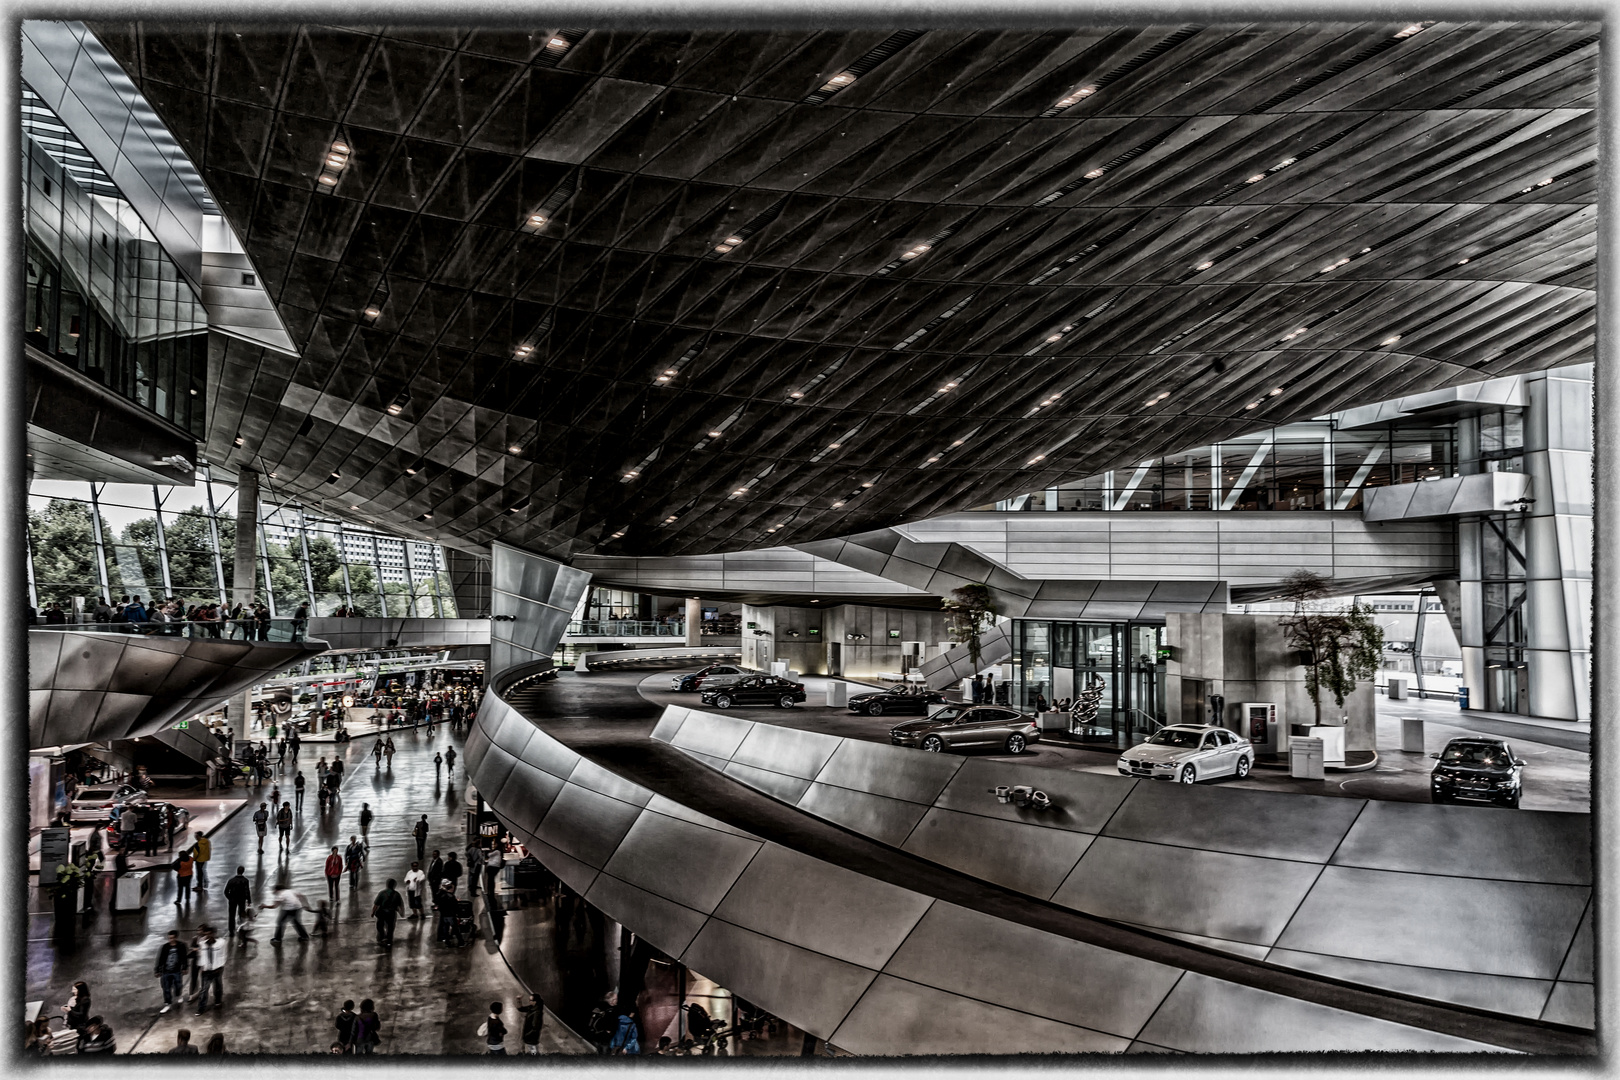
[
  {"x1": 685, "y1": 597, "x2": 701, "y2": 646},
  {"x1": 226, "y1": 468, "x2": 260, "y2": 739}
]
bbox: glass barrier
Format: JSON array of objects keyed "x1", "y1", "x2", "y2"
[
  {"x1": 566, "y1": 620, "x2": 691, "y2": 637},
  {"x1": 30, "y1": 618, "x2": 322, "y2": 643}
]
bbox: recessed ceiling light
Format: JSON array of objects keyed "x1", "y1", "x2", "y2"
[
  {"x1": 1045, "y1": 334, "x2": 1062, "y2": 343},
  {"x1": 624, "y1": 471, "x2": 638, "y2": 479},
  {"x1": 549, "y1": 36, "x2": 569, "y2": 47},
  {"x1": 724, "y1": 236, "x2": 743, "y2": 245},
  {"x1": 1394, "y1": 23, "x2": 1426, "y2": 38},
  {"x1": 1270, "y1": 387, "x2": 1284, "y2": 396},
  {"x1": 950, "y1": 439, "x2": 965, "y2": 447},
  {"x1": 714, "y1": 244, "x2": 733, "y2": 253},
  {"x1": 1194, "y1": 261, "x2": 1214, "y2": 271},
  {"x1": 327, "y1": 472, "x2": 341, "y2": 482},
  {"x1": 1244, "y1": 402, "x2": 1259, "y2": 410},
  {"x1": 529, "y1": 214, "x2": 547, "y2": 225},
  {"x1": 404, "y1": 465, "x2": 417, "y2": 476},
  {"x1": 418, "y1": 512, "x2": 432, "y2": 520},
  {"x1": 828, "y1": 443, "x2": 841, "y2": 449},
  {"x1": 233, "y1": 436, "x2": 244, "y2": 447},
  {"x1": 326, "y1": 155, "x2": 346, "y2": 168},
  {"x1": 317, "y1": 175, "x2": 337, "y2": 186},
  {"x1": 1381, "y1": 334, "x2": 1402, "y2": 346},
  {"x1": 507, "y1": 444, "x2": 523, "y2": 454},
  {"x1": 927, "y1": 456, "x2": 940, "y2": 463},
  {"x1": 708, "y1": 430, "x2": 723, "y2": 438},
  {"x1": 349, "y1": 505, "x2": 359, "y2": 510},
  {"x1": 1457, "y1": 258, "x2": 1470, "y2": 265},
  {"x1": 733, "y1": 489, "x2": 748, "y2": 496},
  {"x1": 663, "y1": 369, "x2": 677, "y2": 376},
  {"x1": 861, "y1": 482, "x2": 873, "y2": 488},
  {"x1": 331, "y1": 142, "x2": 350, "y2": 154},
  {"x1": 1027, "y1": 455, "x2": 1046, "y2": 465},
  {"x1": 656, "y1": 375, "x2": 670, "y2": 382},
  {"x1": 1082, "y1": 168, "x2": 1105, "y2": 180},
  {"x1": 1244, "y1": 174, "x2": 1266, "y2": 184},
  {"x1": 789, "y1": 391, "x2": 803, "y2": 399},
  {"x1": 832, "y1": 501, "x2": 844, "y2": 508},
  {"x1": 364, "y1": 306, "x2": 381, "y2": 319}
]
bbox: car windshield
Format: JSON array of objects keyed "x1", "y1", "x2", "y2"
[
  {"x1": 1147, "y1": 729, "x2": 1203, "y2": 748},
  {"x1": 1442, "y1": 743, "x2": 1510, "y2": 766},
  {"x1": 928, "y1": 705, "x2": 969, "y2": 723}
]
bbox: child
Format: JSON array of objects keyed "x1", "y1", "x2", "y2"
[
  {"x1": 235, "y1": 906, "x2": 258, "y2": 950},
  {"x1": 313, "y1": 899, "x2": 331, "y2": 937}
]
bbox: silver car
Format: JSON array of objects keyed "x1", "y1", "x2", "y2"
[
  {"x1": 1118, "y1": 724, "x2": 1252, "y2": 783},
  {"x1": 890, "y1": 704, "x2": 1041, "y2": 755},
  {"x1": 70, "y1": 783, "x2": 148, "y2": 821}
]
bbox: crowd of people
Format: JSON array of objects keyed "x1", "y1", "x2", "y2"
[{"x1": 28, "y1": 595, "x2": 309, "y2": 641}]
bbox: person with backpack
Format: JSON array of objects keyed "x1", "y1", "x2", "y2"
[
  {"x1": 607, "y1": 1011, "x2": 640, "y2": 1055},
  {"x1": 154, "y1": 931, "x2": 188, "y2": 1011},
  {"x1": 371, "y1": 878, "x2": 405, "y2": 945},
  {"x1": 354, "y1": 999, "x2": 382, "y2": 1055},
  {"x1": 334, "y1": 1001, "x2": 358, "y2": 1053},
  {"x1": 276, "y1": 801, "x2": 294, "y2": 850}
]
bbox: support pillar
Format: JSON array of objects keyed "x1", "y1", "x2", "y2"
[
  {"x1": 226, "y1": 468, "x2": 260, "y2": 739},
  {"x1": 685, "y1": 597, "x2": 701, "y2": 646}
]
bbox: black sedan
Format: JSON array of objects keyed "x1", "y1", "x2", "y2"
[
  {"x1": 701, "y1": 675, "x2": 807, "y2": 709},
  {"x1": 847, "y1": 685, "x2": 947, "y2": 717},
  {"x1": 1430, "y1": 737, "x2": 1525, "y2": 808}
]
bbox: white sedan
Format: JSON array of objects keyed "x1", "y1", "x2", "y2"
[{"x1": 1118, "y1": 724, "x2": 1253, "y2": 783}]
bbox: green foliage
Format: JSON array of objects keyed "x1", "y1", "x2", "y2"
[
  {"x1": 943, "y1": 583, "x2": 996, "y2": 669},
  {"x1": 1278, "y1": 570, "x2": 1386, "y2": 724}
]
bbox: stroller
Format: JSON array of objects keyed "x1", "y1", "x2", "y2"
[{"x1": 448, "y1": 899, "x2": 476, "y2": 946}]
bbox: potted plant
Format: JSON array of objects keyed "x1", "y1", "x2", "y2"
[
  {"x1": 1278, "y1": 570, "x2": 1385, "y2": 726},
  {"x1": 943, "y1": 583, "x2": 996, "y2": 670}
]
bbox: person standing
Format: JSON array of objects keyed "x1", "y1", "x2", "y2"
[
  {"x1": 334, "y1": 1001, "x2": 358, "y2": 1053},
  {"x1": 191, "y1": 830, "x2": 211, "y2": 890},
  {"x1": 194, "y1": 927, "x2": 224, "y2": 1014},
  {"x1": 224, "y1": 865, "x2": 252, "y2": 935},
  {"x1": 358, "y1": 803, "x2": 374, "y2": 850},
  {"x1": 426, "y1": 850, "x2": 444, "y2": 892},
  {"x1": 294, "y1": 771, "x2": 306, "y2": 810},
  {"x1": 972, "y1": 673, "x2": 984, "y2": 704},
  {"x1": 263, "y1": 883, "x2": 313, "y2": 944},
  {"x1": 404, "y1": 861, "x2": 426, "y2": 920},
  {"x1": 324, "y1": 847, "x2": 343, "y2": 902},
  {"x1": 354, "y1": 999, "x2": 382, "y2": 1055},
  {"x1": 252, "y1": 802, "x2": 269, "y2": 853},
  {"x1": 433, "y1": 751, "x2": 443, "y2": 778},
  {"x1": 445, "y1": 745, "x2": 457, "y2": 773},
  {"x1": 154, "y1": 931, "x2": 188, "y2": 1012},
  {"x1": 442, "y1": 851, "x2": 463, "y2": 895},
  {"x1": 371, "y1": 878, "x2": 404, "y2": 946},
  {"x1": 983, "y1": 671, "x2": 995, "y2": 704},
  {"x1": 465, "y1": 843, "x2": 485, "y2": 898},
  {"x1": 316, "y1": 757, "x2": 329, "y2": 788},
  {"x1": 345, "y1": 835, "x2": 366, "y2": 891},
  {"x1": 485, "y1": 843, "x2": 505, "y2": 899},
  {"x1": 413, "y1": 815, "x2": 429, "y2": 860},
  {"x1": 167, "y1": 1029, "x2": 199, "y2": 1054},
  {"x1": 173, "y1": 847, "x2": 195, "y2": 906},
  {"x1": 276, "y1": 801, "x2": 294, "y2": 850},
  {"x1": 63, "y1": 981, "x2": 91, "y2": 1034},
  {"x1": 518, "y1": 994, "x2": 544, "y2": 1054},
  {"x1": 481, "y1": 1002, "x2": 507, "y2": 1055}
]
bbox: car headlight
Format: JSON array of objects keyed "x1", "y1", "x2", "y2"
[{"x1": 1156, "y1": 762, "x2": 1176, "y2": 769}]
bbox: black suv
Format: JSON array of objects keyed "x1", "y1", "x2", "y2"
[{"x1": 1430, "y1": 737, "x2": 1525, "y2": 808}]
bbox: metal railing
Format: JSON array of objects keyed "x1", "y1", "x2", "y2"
[
  {"x1": 30, "y1": 618, "x2": 321, "y2": 644},
  {"x1": 566, "y1": 620, "x2": 696, "y2": 638}
]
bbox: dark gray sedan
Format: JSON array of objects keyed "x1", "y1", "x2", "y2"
[
  {"x1": 890, "y1": 704, "x2": 1040, "y2": 755},
  {"x1": 848, "y1": 685, "x2": 947, "y2": 717}
]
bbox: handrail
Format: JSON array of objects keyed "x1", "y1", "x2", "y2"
[{"x1": 30, "y1": 619, "x2": 322, "y2": 644}]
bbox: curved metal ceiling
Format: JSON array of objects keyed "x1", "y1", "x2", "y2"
[{"x1": 90, "y1": 23, "x2": 1597, "y2": 558}]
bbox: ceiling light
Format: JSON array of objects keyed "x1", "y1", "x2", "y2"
[
  {"x1": 331, "y1": 141, "x2": 350, "y2": 154},
  {"x1": 1270, "y1": 387, "x2": 1284, "y2": 396},
  {"x1": 1244, "y1": 402, "x2": 1259, "y2": 410},
  {"x1": 387, "y1": 389, "x2": 410, "y2": 415},
  {"x1": 1045, "y1": 334, "x2": 1062, "y2": 343},
  {"x1": 1027, "y1": 455, "x2": 1046, "y2": 465},
  {"x1": 861, "y1": 482, "x2": 873, "y2": 488},
  {"x1": 404, "y1": 465, "x2": 417, "y2": 476},
  {"x1": 1194, "y1": 261, "x2": 1214, "y2": 271},
  {"x1": 507, "y1": 444, "x2": 523, "y2": 454},
  {"x1": 515, "y1": 345, "x2": 532, "y2": 355},
  {"x1": 724, "y1": 236, "x2": 743, "y2": 245},
  {"x1": 1083, "y1": 168, "x2": 1105, "y2": 180},
  {"x1": 318, "y1": 175, "x2": 337, "y2": 186},
  {"x1": 1275, "y1": 157, "x2": 1297, "y2": 169},
  {"x1": 1360, "y1": 247, "x2": 1372, "y2": 254},
  {"x1": 269, "y1": 472, "x2": 278, "y2": 478},
  {"x1": 1536, "y1": 177, "x2": 1554, "y2": 187},
  {"x1": 327, "y1": 472, "x2": 341, "y2": 482},
  {"x1": 1244, "y1": 174, "x2": 1266, "y2": 184},
  {"x1": 664, "y1": 515, "x2": 678, "y2": 523},
  {"x1": 233, "y1": 436, "x2": 244, "y2": 447},
  {"x1": 1457, "y1": 258, "x2": 1470, "y2": 265},
  {"x1": 609, "y1": 528, "x2": 625, "y2": 537},
  {"x1": 789, "y1": 391, "x2": 803, "y2": 399},
  {"x1": 418, "y1": 513, "x2": 432, "y2": 520},
  {"x1": 549, "y1": 36, "x2": 569, "y2": 47},
  {"x1": 349, "y1": 505, "x2": 359, "y2": 510},
  {"x1": 364, "y1": 306, "x2": 381, "y2": 319},
  {"x1": 708, "y1": 430, "x2": 723, "y2": 438},
  {"x1": 713, "y1": 244, "x2": 733, "y2": 253},
  {"x1": 950, "y1": 439, "x2": 964, "y2": 447},
  {"x1": 529, "y1": 214, "x2": 547, "y2": 225},
  {"x1": 733, "y1": 489, "x2": 748, "y2": 496},
  {"x1": 1381, "y1": 334, "x2": 1402, "y2": 346},
  {"x1": 1394, "y1": 24, "x2": 1426, "y2": 38},
  {"x1": 828, "y1": 443, "x2": 841, "y2": 449},
  {"x1": 663, "y1": 369, "x2": 677, "y2": 376},
  {"x1": 927, "y1": 456, "x2": 940, "y2": 463},
  {"x1": 656, "y1": 375, "x2": 670, "y2": 382},
  {"x1": 326, "y1": 155, "x2": 346, "y2": 168},
  {"x1": 832, "y1": 501, "x2": 844, "y2": 508}
]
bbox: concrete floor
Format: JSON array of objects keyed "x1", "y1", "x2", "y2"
[
  {"x1": 28, "y1": 722, "x2": 592, "y2": 1055},
  {"x1": 645, "y1": 673, "x2": 1589, "y2": 813}
]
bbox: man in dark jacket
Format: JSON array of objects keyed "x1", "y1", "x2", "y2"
[
  {"x1": 370, "y1": 878, "x2": 405, "y2": 946},
  {"x1": 426, "y1": 850, "x2": 444, "y2": 893},
  {"x1": 154, "y1": 930, "x2": 188, "y2": 1012},
  {"x1": 223, "y1": 866, "x2": 252, "y2": 934},
  {"x1": 518, "y1": 994, "x2": 544, "y2": 1054},
  {"x1": 442, "y1": 852, "x2": 463, "y2": 895},
  {"x1": 413, "y1": 814, "x2": 429, "y2": 860}
]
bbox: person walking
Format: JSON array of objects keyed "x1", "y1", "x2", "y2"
[
  {"x1": 294, "y1": 771, "x2": 306, "y2": 810},
  {"x1": 194, "y1": 926, "x2": 224, "y2": 1014},
  {"x1": 413, "y1": 815, "x2": 429, "y2": 861},
  {"x1": 485, "y1": 842, "x2": 505, "y2": 900},
  {"x1": 276, "y1": 801, "x2": 294, "y2": 850},
  {"x1": 354, "y1": 999, "x2": 382, "y2": 1055},
  {"x1": 263, "y1": 882, "x2": 313, "y2": 943},
  {"x1": 334, "y1": 1001, "x2": 358, "y2": 1053},
  {"x1": 154, "y1": 931, "x2": 188, "y2": 1012},
  {"x1": 173, "y1": 847, "x2": 195, "y2": 906},
  {"x1": 371, "y1": 878, "x2": 404, "y2": 946},
  {"x1": 358, "y1": 803, "x2": 374, "y2": 850},
  {"x1": 345, "y1": 835, "x2": 366, "y2": 891},
  {"x1": 372, "y1": 740, "x2": 383, "y2": 769},
  {"x1": 465, "y1": 843, "x2": 485, "y2": 898},
  {"x1": 167, "y1": 1029, "x2": 199, "y2": 1054},
  {"x1": 251, "y1": 802, "x2": 269, "y2": 853},
  {"x1": 427, "y1": 850, "x2": 444, "y2": 892},
  {"x1": 383, "y1": 737, "x2": 396, "y2": 767},
  {"x1": 191, "y1": 830, "x2": 211, "y2": 889},
  {"x1": 480, "y1": 1002, "x2": 507, "y2": 1055},
  {"x1": 224, "y1": 865, "x2": 252, "y2": 935},
  {"x1": 434, "y1": 750, "x2": 443, "y2": 778},
  {"x1": 445, "y1": 745, "x2": 457, "y2": 773},
  {"x1": 404, "y1": 861, "x2": 426, "y2": 920},
  {"x1": 324, "y1": 847, "x2": 343, "y2": 901},
  {"x1": 318, "y1": 783, "x2": 331, "y2": 814},
  {"x1": 518, "y1": 994, "x2": 545, "y2": 1054},
  {"x1": 316, "y1": 756, "x2": 329, "y2": 788}
]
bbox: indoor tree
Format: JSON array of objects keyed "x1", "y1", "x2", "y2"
[
  {"x1": 943, "y1": 583, "x2": 996, "y2": 669},
  {"x1": 1278, "y1": 570, "x2": 1385, "y2": 725}
]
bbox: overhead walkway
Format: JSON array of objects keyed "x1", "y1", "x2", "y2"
[
  {"x1": 303, "y1": 616, "x2": 488, "y2": 654},
  {"x1": 577, "y1": 641, "x2": 741, "y2": 672},
  {"x1": 464, "y1": 667, "x2": 1591, "y2": 1055}
]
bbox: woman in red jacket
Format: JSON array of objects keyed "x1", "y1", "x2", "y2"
[{"x1": 324, "y1": 846, "x2": 343, "y2": 901}]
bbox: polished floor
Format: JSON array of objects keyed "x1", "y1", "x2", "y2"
[{"x1": 28, "y1": 722, "x2": 591, "y2": 1055}]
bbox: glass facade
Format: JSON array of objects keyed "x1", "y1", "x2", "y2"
[
  {"x1": 1009, "y1": 619, "x2": 1168, "y2": 747},
  {"x1": 27, "y1": 469, "x2": 456, "y2": 618},
  {"x1": 22, "y1": 86, "x2": 207, "y2": 435},
  {"x1": 987, "y1": 421, "x2": 1456, "y2": 512}
]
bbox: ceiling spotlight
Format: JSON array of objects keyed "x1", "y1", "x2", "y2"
[
  {"x1": 1082, "y1": 168, "x2": 1105, "y2": 180},
  {"x1": 418, "y1": 513, "x2": 432, "y2": 521},
  {"x1": 331, "y1": 141, "x2": 350, "y2": 154},
  {"x1": 1394, "y1": 23, "x2": 1426, "y2": 38},
  {"x1": 789, "y1": 391, "x2": 804, "y2": 399},
  {"x1": 656, "y1": 375, "x2": 670, "y2": 382},
  {"x1": 950, "y1": 439, "x2": 965, "y2": 447},
  {"x1": 326, "y1": 155, "x2": 346, "y2": 168},
  {"x1": 927, "y1": 456, "x2": 940, "y2": 463},
  {"x1": 1244, "y1": 174, "x2": 1266, "y2": 184},
  {"x1": 1457, "y1": 257, "x2": 1470, "y2": 265},
  {"x1": 404, "y1": 465, "x2": 418, "y2": 476},
  {"x1": 507, "y1": 444, "x2": 524, "y2": 454},
  {"x1": 663, "y1": 369, "x2": 678, "y2": 376},
  {"x1": 349, "y1": 505, "x2": 359, "y2": 510},
  {"x1": 1194, "y1": 261, "x2": 1214, "y2": 271},
  {"x1": 724, "y1": 236, "x2": 744, "y2": 245},
  {"x1": 318, "y1": 175, "x2": 337, "y2": 186},
  {"x1": 327, "y1": 472, "x2": 342, "y2": 483},
  {"x1": 832, "y1": 501, "x2": 845, "y2": 508},
  {"x1": 233, "y1": 436, "x2": 244, "y2": 448},
  {"x1": 387, "y1": 389, "x2": 411, "y2": 416},
  {"x1": 1270, "y1": 387, "x2": 1284, "y2": 396},
  {"x1": 861, "y1": 482, "x2": 873, "y2": 488},
  {"x1": 1244, "y1": 402, "x2": 1260, "y2": 410},
  {"x1": 548, "y1": 36, "x2": 569, "y2": 47},
  {"x1": 708, "y1": 430, "x2": 723, "y2": 438},
  {"x1": 1027, "y1": 455, "x2": 1046, "y2": 465},
  {"x1": 1045, "y1": 334, "x2": 1062, "y2": 343},
  {"x1": 364, "y1": 306, "x2": 382, "y2": 319},
  {"x1": 733, "y1": 489, "x2": 748, "y2": 496},
  {"x1": 529, "y1": 214, "x2": 547, "y2": 226},
  {"x1": 1275, "y1": 158, "x2": 1297, "y2": 169},
  {"x1": 828, "y1": 443, "x2": 841, "y2": 449},
  {"x1": 269, "y1": 472, "x2": 278, "y2": 478},
  {"x1": 714, "y1": 244, "x2": 734, "y2": 253},
  {"x1": 901, "y1": 244, "x2": 932, "y2": 259},
  {"x1": 624, "y1": 471, "x2": 639, "y2": 479},
  {"x1": 515, "y1": 345, "x2": 532, "y2": 355},
  {"x1": 1381, "y1": 334, "x2": 1402, "y2": 346}
]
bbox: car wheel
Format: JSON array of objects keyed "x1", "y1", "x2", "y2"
[
  {"x1": 1179, "y1": 764, "x2": 1198, "y2": 784},
  {"x1": 1502, "y1": 792, "x2": 1521, "y2": 809},
  {"x1": 778, "y1": 695, "x2": 796, "y2": 709},
  {"x1": 1431, "y1": 790, "x2": 1449, "y2": 804},
  {"x1": 1005, "y1": 733, "x2": 1027, "y2": 755},
  {"x1": 922, "y1": 735, "x2": 944, "y2": 753},
  {"x1": 714, "y1": 695, "x2": 732, "y2": 710},
  {"x1": 1235, "y1": 756, "x2": 1251, "y2": 779},
  {"x1": 868, "y1": 702, "x2": 884, "y2": 717}
]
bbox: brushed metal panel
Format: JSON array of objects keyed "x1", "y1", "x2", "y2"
[
  {"x1": 601, "y1": 808, "x2": 762, "y2": 913},
  {"x1": 680, "y1": 920, "x2": 878, "y2": 1039},
  {"x1": 53, "y1": 635, "x2": 128, "y2": 691},
  {"x1": 508, "y1": 832, "x2": 599, "y2": 896},
  {"x1": 813, "y1": 739, "x2": 963, "y2": 805},
  {"x1": 797, "y1": 782, "x2": 929, "y2": 848},
  {"x1": 45, "y1": 690, "x2": 105, "y2": 746},
  {"x1": 902, "y1": 808, "x2": 1092, "y2": 899},
  {"x1": 496, "y1": 759, "x2": 567, "y2": 837},
  {"x1": 883, "y1": 902, "x2": 1182, "y2": 1039},
  {"x1": 730, "y1": 720, "x2": 841, "y2": 779},
  {"x1": 1329, "y1": 802, "x2": 1590, "y2": 885},
  {"x1": 513, "y1": 723, "x2": 582, "y2": 781},
  {"x1": 29, "y1": 690, "x2": 52, "y2": 745},
  {"x1": 92, "y1": 692, "x2": 149, "y2": 737},
  {"x1": 941, "y1": 760, "x2": 1128, "y2": 835},
  {"x1": 1540, "y1": 982, "x2": 1594, "y2": 1028},
  {"x1": 1053, "y1": 837, "x2": 1322, "y2": 945},
  {"x1": 155, "y1": 655, "x2": 228, "y2": 697},
  {"x1": 833, "y1": 974, "x2": 1131, "y2": 1055},
  {"x1": 533, "y1": 781, "x2": 645, "y2": 870},
  {"x1": 643, "y1": 794, "x2": 757, "y2": 839},
  {"x1": 27, "y1": 633, "x2": 62, "y2": 690},
  {"x1": 712, "y1": 843, "x2": 932, "y2": 969},
  {"x1": 584, "y1": 872, "x2": 711, "y2": 959},
  {"x1": 1557, "y1": 902, "x2": 1592, "y2": 982},
  {"x1": 649, "y1": 706, "x2": 688, "y2": 743},
  {"x1": 1135, "y1": 973, "x2": 1500, "y2": 1053},
  {"x1": 1102, "y1": 784, "x2": 1364, "y2": 863},
  {"x1": 722, "y1": 761, "x2": 813, "y2": 804},
  {"x1": 1265, "y1": 948, "x2": 1554, "y2": 1019},
  {"x1": 1275, "y1": 866, "x2": 1590, "y2": 979},
  {"x1": 568, "y1": 758, "x2": 655, "y2": 808},
  {"x1": 1132, "y1": 925, "x2": 1271, "y2": 961},
  {"x1": 668, "y1": 709, "x2": 754, "y2": 760}
]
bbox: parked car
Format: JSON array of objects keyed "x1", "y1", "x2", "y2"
[
  {"x1": 1430, "y1": 737, "x2": 1524, "y2": 808},
  {"x1": 847, "y1": 685, "x2": 947, "y2": 717},
  {"x1": 672, "y1": 664, "x2": 746, "y2": 693},
  {"x1": 1117, "y1": 724, "x2": 1252, "y2": 783},
  {"x1": 889, "y1": 704, "x2": 1040, "y2": 755},
  {"x1": 701, "y1": 675, "x2": 807, "y2": 709},
  {"x1": 106, "y1": 801, "x2": 191, "y2": 848},
  {"x1": 69, "y1": 783, "x2": 147, "y2": 822}
]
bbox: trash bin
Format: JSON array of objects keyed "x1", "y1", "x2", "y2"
[
  {"x1": 825, "y1": 681, "x2": 848, "y2": 708},
  {"x1": 115, "y1": 870, "x2": 151, "y2": 910},
  {"x1": 1457, "y1": 687, "x2": 1470, "y2": 710},
  {"x1": 1290, "y1": 737, "x2": 1324, "y2": 780},
  {"x1": 1387, "y1": 676, "x2": 1409, "y2": 700},
  {"x1": 1400, "y1": 716, "x2": 1425, "y2": 754}
]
